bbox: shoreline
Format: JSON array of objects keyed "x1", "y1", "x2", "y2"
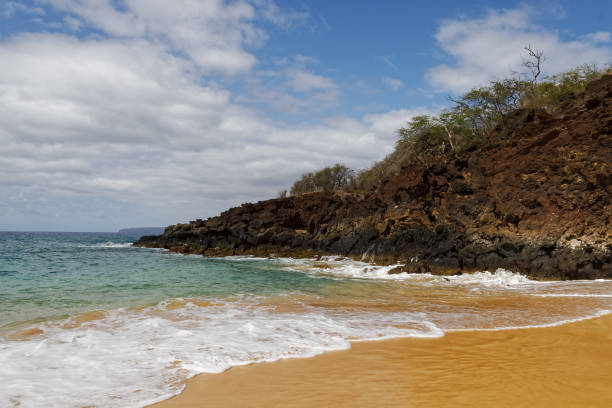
[
  {"x1": 149, "y1": 313, "x2": 612, "y2": 408},
  {"x1": 134, "y1": 243, "x2": 574, "y2": 281}
]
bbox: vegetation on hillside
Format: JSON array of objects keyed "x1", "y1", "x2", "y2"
[
  {"x1": 288, "y1": 164, "x2": 354, "y2": 195},
  {"x1": 287, "y1": 48, "x2": 610, "y2": 195}
]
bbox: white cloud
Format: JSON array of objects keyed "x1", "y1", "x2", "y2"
[
  {"x1": 2, "y1": 1, "x2": 45, "y2": 17},
  {"x1": 40, "y1": 0, "x2": 305, "y2": 76},
  {"x1": 252, "y1": 0, "x2": 308, "y2": 29},
  {"x1": 381, "y1": 77, "x2": 404, "y2": 91},
  {"x1": 581, "y1": 31, "x2": 612, "y2": 44},
  {"x1": 427, "y1": 6, "x2": 612, "y2": 93},
  {"x1": 63, "y1": 15, "x2": 83, "y2": 31},
  {"x1": 288, "y1": 69, "x2": 336, "y2": 92},
  {"x1": 237, "y1": 86, "x2": 341, "y2": 116},
  {"x1": 237, "y1": 56, "x2": 341, "y2": 115},
  {"x1": 0, "y1": 29, "x2": 423, "y2": 230},
  {"x1": 363, "y1": 109, "x2": 432, "y2": 136}
]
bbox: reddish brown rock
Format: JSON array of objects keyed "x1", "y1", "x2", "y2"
[{"x1": 136, "y1": 75, "x2": 612, "y2": 280}]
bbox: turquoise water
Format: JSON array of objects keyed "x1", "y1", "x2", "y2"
[
  {"x1": 0, "y1": 232, "x2": 346, "y2": 329},
  {"x1": 1, "y1": 232, "x2": 611, "y2": 408}
]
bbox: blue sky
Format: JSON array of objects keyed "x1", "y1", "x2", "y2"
[{"x1": 1, "y1": 0, "x2": 611, "y2": 231}]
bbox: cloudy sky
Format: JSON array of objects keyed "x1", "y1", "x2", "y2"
[{"x1": 1, "y1": 0, "x2": 611, "y2": 231}]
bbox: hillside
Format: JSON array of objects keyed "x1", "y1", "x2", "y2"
[{"x1": 136, "y1": 74, "x2": 612, "y2": 279}]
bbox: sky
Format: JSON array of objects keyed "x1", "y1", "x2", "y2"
[{"x1": 1, "y1": 0, "x2": 611, "y2": 231}]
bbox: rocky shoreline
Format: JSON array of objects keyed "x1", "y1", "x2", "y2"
[{"x1": 136, "y1": 74, "x2": 612, "y2": 280}]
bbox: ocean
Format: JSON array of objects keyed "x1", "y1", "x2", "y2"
[{"x1": 1, "y1": 231, "x2": 611, "y2": 407}]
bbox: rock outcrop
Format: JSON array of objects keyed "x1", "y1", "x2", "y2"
[{"x1": 136, "y1": 74, "x2": 612, "y2": 280}]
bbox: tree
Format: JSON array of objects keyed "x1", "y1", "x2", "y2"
[
  {"x1": 520, "y1": 63, "x2": 603, "y2": 109},
  {"x1": 287, "y1": 51, "x2": 610, "y2": 195},
  {"x1": 290, "y1": 174, "x2": 316, "y2": 195},
  {"x1": 438, "y1": 109, "x2": 473, "y2": 151},
  {"x1": 523, "y1": 45, "x2": 546, "y2": 84},
  {"x1": 450, "y1": 78, "x2": 528, "y2": 139},
  {"x1": 290, "y1": 163, "x2": 355, "y2": 195},
  {"x1": 397, "y1": 111, "x2": 473, "y2": 155},
  {"x1": 398, "y1": 115, "x2": 444, "y2": 148}
]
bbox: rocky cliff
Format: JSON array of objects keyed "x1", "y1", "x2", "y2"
[{"x1": 136, "y1": 74, "x2": 612, "y2": 279}]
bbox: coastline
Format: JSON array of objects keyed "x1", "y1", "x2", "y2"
[
  {"x1": 132, "y1": 244, "x2": 567, "y2": 281},
  {"x1": 134, "y1": 73, "x2": 612, "y2": 282},
  {"x1": 149, "y1": 313, "x2": 612, "y2": 408}
]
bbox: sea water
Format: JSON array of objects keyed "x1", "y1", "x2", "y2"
[{"x1": 1, "y1": 232, "x2": 611, "y2": 407}]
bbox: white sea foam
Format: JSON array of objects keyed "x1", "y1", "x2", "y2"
[
  {"x1": 447, "y1": 309, "x2": 612, "y2": 332},
  {"x1": 217, "y1": 255, "x2": 271, "y2": 261},
  {"x1": 297, "y1": 260, "x2": 408, "y2": 281},
  {"x1": 2, "y1": 294, "x2": 609, "y2": 408},
  {"x1": 433, "y1": 269, "x2": 535, "y2": 287},
  {"x1": 268, "y1": 256, "x2": 411, "y2": 281},
  {"x1": 81, "y1": 242, "x2": 134, "y2": 248},
  {"x1": 97, "y1": 242, "x2": 133, "y2": 248},
  {"x1": 0, "y1": 300, "x2": 443, "y2": 408},
  {"x1": 274, "y1": 256, "x2": 537, "y2": 287},
  {"x1": 3, "y1": 254, "x2": 611, "y2": 408}
]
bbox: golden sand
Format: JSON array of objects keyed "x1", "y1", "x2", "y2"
[
  {"x1": 164, "y1": 299, "x2": 214, "y2": 311},
  {"x1": 60, "y1": 310, "x2": 108, "y2": 329},
  {"x1": 6, "y1": 327, "x2": 45, "y2": 341},
  {"x1": 150, "y1": 314, "x2": 612, "y2": 408}
]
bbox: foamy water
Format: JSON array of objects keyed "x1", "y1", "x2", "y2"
[
  {"x1": 0, "y1": 300, "x2": 445, "y2": 407},
  {"x1": 277, "y1": 256, "x2": 535, "y2": 285},
  {"x1": 87, "y1": 242, "x2": 134, "y2": 248},
  {"x1": 1, "y1": 232, "x2": 611, "y2": 408}
]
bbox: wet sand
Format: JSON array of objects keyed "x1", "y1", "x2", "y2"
[{"x1": 150, "y1": 313, "x2": 612, "y2": 408}]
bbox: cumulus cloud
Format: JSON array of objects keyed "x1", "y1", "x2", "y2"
[
  {"x1": 237, "y1": 56, "x2": 341, "y2": 115},
  {"x1": 427, "y1": 6, "x2": 612, "y2": 93},
  {"x1": 381, "y1": 77, "x2": 404, "y2": 91},
  {"x1": 581, "y1": 31, "x2": 612, "y2": 44},
  {"x1": 362, "y1": 109, "x2": 430, "y2": 135},
  {"x1": 2, "y1": 1, "x2": 45, "y2": 17},
  {"x1": 288, "y1": 69, "x2": 336, "y2": 92},
  {"x1": 0, "y1": 23, "x2": 424, "y2": 230},
  {"x1": 39, "y1": 0, "x2": 306, "y2": 76}
]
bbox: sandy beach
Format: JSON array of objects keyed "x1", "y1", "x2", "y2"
[{"x1": 151, "y1": 313, "x2": 612, "y2": 408}]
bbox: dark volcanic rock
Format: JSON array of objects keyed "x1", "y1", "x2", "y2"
[{"x1": 136, "y1": 74, "x2": 612, "y2": 280}]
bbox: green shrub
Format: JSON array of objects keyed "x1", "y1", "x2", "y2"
[
  {"x1": 284, "y1": 59, "x2": 610, "y2": 196},
  {"x1": 290, "y1": 164, "x2": 355, "y2": 195},
  {"x1": 521, "y1": 64, "x2": 603, "y2": 109},
  {"x1": 396, "y1": 63, "x2": 609, "y2": 165},
  {"x1": 347, "y1": 143, "x2": 414, "y2": 192}
]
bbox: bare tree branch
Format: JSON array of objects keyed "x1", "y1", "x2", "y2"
[{"x1": 523, "y1": 45, "x2": 546, "y2": 83}]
